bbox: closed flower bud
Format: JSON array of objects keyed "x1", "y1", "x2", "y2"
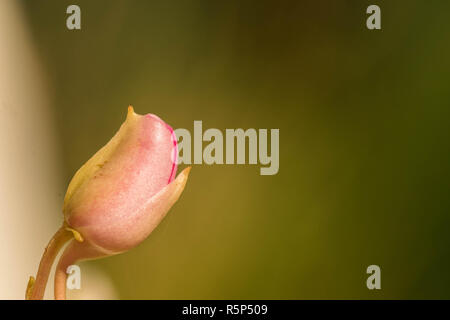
[{"x1": 26, "y1": 106, "x2": 190, "y2": 300}]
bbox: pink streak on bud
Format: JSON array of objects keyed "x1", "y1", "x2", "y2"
[{"x1": 145, "y1": 113, "x2": 178, "y2": 183}]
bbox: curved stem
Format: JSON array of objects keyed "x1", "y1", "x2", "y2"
[
  {"x1": 27, "y1": 225, "x2": 73, "y2": 300},
  {"x1": 54, "y1": 241, "x2": 106, "y2": 300}
]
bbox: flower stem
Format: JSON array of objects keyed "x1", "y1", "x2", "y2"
[
  {"x1": 26, "y1": 225, "x2": 73, "y2": 300},
  {"x1": 54, "y1": 241, "x2": 105, "y2": 300}
]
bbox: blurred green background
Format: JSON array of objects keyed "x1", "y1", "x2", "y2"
[{"x1": 21, "y1": 0, "x2": 450, "y2": 299}]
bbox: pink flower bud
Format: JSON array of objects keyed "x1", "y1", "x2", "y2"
[
  {"x1": 27, "y1": 106, "x2": 190, "y2": 300},
  {"x1": 63, "y1": 106, "x2": 186, "y2": 253}
]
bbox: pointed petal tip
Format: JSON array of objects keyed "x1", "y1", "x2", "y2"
[
  {"x1": 171, "y1": 166, "x2": 191, "y2": 195},
  {"x1": 127, "y1": 105, "x2": 135, "y2": 118},
  {"x1": 177, "y1": 166, "x2": 191, "y2": 183}
]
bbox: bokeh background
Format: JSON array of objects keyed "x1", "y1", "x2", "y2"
[{"x1": 1, "y1": 0, "x2": 449, "y2": 299}]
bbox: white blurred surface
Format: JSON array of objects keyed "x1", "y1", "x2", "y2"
[{"x1": 0, "y1": 0, "x2": 117, "y2": 300}]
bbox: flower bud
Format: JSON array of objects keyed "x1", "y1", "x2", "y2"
[
  {"x1": 63, "y1": 106, "x2": 188, "y2": 253},
  {"x1": 27, "y1": 106, "x2": 190, "y2": 300}
]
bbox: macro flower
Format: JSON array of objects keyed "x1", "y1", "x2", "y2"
[{"x1": 26, "y1": 106, "x2": 190, "y2": 300}]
